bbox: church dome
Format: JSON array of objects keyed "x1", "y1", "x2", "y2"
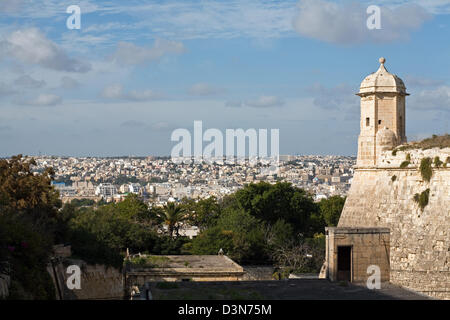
[
  {"x1": 376, "y1": 126, "x2": 398, "y2": 149},
  {"x1": 359, "y1": 58, "x2": 408, "y2": 95}
]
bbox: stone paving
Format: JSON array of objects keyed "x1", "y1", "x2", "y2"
[{"x1": 150, "y1": 279, "x2": 429, "y2": 300}]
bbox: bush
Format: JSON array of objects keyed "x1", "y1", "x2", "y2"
[
  {"x1": 67, "y1": 205, "x2": 163, "y2": 269},
  {"x1": 70, "y1": 198, "x2": 95, "y2": 207},
  {"x1": 400, "y1": 161, "x2": 410, "y2": 169},
  {"x1": 434, "y1": 156, "x2": 443, "y2": 168},
  {"x1": 413, "y1": 189, "x2": 430, "y2": 211},
  {"x1": 419, "y1": 158, "x2": 433, "y2": 182},
  {"x1": 0, "y1": 214, "x2": 56, "y2": 300},
  {"x1": 391, "y1": 175, "x2": 397, "y2": 182},
  {"x1": 270, "y1": 234, "x2": 325, "y2": 275}
]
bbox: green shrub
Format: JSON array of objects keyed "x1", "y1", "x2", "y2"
[
  {"x1": 419, "y1": 158, "x2": 433, "y2": 182},
  {"x1": 405, "y1": 153, "x2": 411, "y2": 161},
  {"x1": 413, "y1": 189, "x2": 430, "y2": 211},
  {"x1": 434, "y1": 156, "x2": 443, "y2": 168},
  {"x1": 400, "y1": 161, "x2": 410, "y2": 169},
  {"x1": 391, "y1": 175, "x2": 397, "y2": 182},
  {"x1": 0, "y1": 214, "x2": 56, "y2": 300},
  {"x1": 392, "y1": 149, "x2": 397, "y2": 156}
]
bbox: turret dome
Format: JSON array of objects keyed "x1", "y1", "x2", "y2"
[{"x1": 359, "y1": 58, "x2": 408, "y2": 96}]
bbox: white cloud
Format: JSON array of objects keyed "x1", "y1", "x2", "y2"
[
  {"x1": 410, "y1": 85, "x2": 450, "y2": 111},
  {"x1": 246, "y1": 95, "x2": 285, "y2": 108},
  {"x1": 111, "y1": 39, "x2": 186, "y2": 65},
  {"x1": 188, "y1": 83, "x2": 224, "y2": 96},
  {"x1": 151, "y1": 122, "x2": 171, "y2": 131},
  {"x1": 374, "y1": 0, "x2": 450, "y2": 15},
  {"x1": 306, "y1": 83, "x2": 360, "y2": 121},
  {"x1": 0, "y1": 82, "x2": 16, "y2": 97},
  {"x1": 127, "y1": 89, "x2": 164, "y2": 101},
  {"x1": 225, "y1": 100, "x2": 244, "y2": 108},
  {"x1": 101, "y1": 84, "x2": 124, "y2": 99},
  {"x1": 101, "y1": 84, "x2": 164, "y2": 101},
  {"x1": 22, "y1": 93, "x2": 62, "y2": 106},
  {"x1": 293, "y1": 0, "x2": 432, "y2": 44},
  {"x1": 0, "y1": 0, "x2": 23, "y2": 13},
  {"x1": 14, "y1": 75, "x2": 46, "y2": 89},
  {"x1": 95, "y1": 0, "x2": 297, "y2": 40},
  {"x1": 404, "y1": 75, "x2": 445, "y2": 88},
  {"x1": 225, "y1": 95, "x2": 285, "y2": 108},
  {"x1": 307, "y1": 83, "x2": 358, "y2": 110},
  {"x1": 1, "y1": 0, "x2": 100, "y2": 18},
  {"x1": 60, "y1": 76, "x2": 80, "y2": 89},
  {"x1": 0, "y1": 28, "x2": 91, "y2": 72}
]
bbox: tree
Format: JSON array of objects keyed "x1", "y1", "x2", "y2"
[
  {"x1": 68, "y1": 205, "x2": 160, "y2": 267},
  {"x1": 159, "y1": 202, "x2": 186, "y2": 237},
  {"x1": 0, "y1": 155, "x2": 62, "y2": 299},
  {"x1": 189, "y1": 208, "x2": 267, "y2": 264},
  {"x1": 318, "y1": 196, "x2": 346, "y2": 227},
  {"x1": 233, "y1": 182, "x2": 320, "y2": 237},
  {"x1": 70, "y1": 198, "x2": 95, "y2": 207},
  {"x1": 0, "y1": 155, "x2": 61, "y2": 225},
  {"x1": 115, "y1": 193, "x2": 148, "y2": 221},
  {"x1": 182, "y1": 196, "x2": 221, "y2": 231}
]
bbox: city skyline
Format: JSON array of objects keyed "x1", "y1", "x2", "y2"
[{"x1": 1, "y1": 0, "x2": 449, "y2": 157}]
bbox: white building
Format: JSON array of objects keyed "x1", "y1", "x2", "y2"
[
  {"x1": 129, "y1": 183, "x2": 142, "y2": 194},
  {"x1": 95, "y1": 183, "x2": 117, "y2": 197}
]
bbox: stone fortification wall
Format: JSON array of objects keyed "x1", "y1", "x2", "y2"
[
  {"x1": 338, "y1": 147, "x2": 450, "y2": 299},
  {"x1": 49, "y1": 259, "x2": 123, "y2": 300}
]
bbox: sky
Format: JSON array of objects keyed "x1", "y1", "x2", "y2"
[{"x1": 0, "y1": 0, "x2": 449, "y2": 157}]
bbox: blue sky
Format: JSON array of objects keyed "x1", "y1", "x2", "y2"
[{"x1": 0, "y1": 0, "x2": 449, "y2": 156}]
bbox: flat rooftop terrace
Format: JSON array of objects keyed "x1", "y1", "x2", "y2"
[{"x1": 126, "y1": 255, "x2": 244, "y2": 274}]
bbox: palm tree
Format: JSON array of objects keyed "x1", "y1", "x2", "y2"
[{"x1": 160, "y1": 202, "x2": 186, "y2": 237}]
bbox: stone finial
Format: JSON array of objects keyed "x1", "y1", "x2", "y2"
[{"x1": 379, "y1": 57, "x2": 386, "y2": 65}]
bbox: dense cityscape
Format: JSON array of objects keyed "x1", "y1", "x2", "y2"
[{"x1": 28, "y1": 155, "x2": 355, "y2": 205}]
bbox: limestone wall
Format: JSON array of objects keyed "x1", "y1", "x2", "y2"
[
  {"x1": 242, "y1": 266, "x2": 275, "y2": 281},
  {"x1": 338, "y1": 150, "x2": 450, "y2": 299},
  {"x1": 50, "y1": 260, "x2": 124, "y2": 300},
  {"x1": 377, "y1": 147, "x2": 450, "y2": 168}
]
